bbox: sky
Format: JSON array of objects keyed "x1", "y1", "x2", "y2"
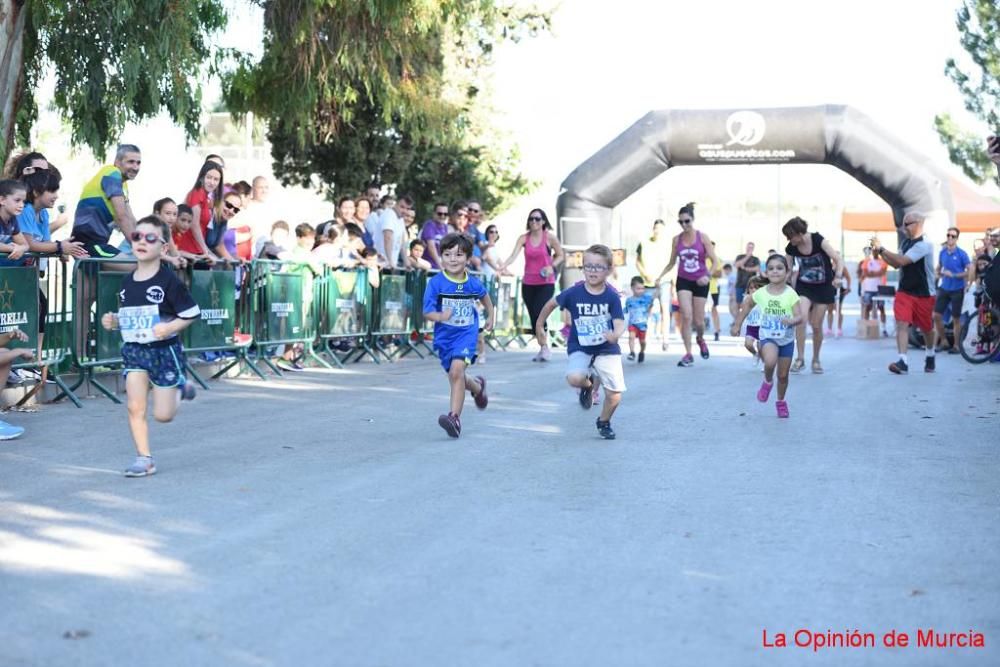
[
  {"x1": 479, "y1": 0, "x2": 993, "y2": 255},
  {"x1": 490, "y1": 0, "x2": 980, "y2": 185}
]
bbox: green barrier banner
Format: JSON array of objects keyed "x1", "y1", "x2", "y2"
[
  {"x1": 186, "y1": 269, "x2": 237, "y2": 349},
  {"x1": 96, "y1": 271, "x2": 128, "y2": 361},
  {"x1": 263, "y1": 271, "x2": 304, "y2": 342},
  {"x1": 377, "y1": 274, "x2": 410, "y2": 334},
  {"x1": 326, "y1": 270, "x2": 367, "y2": 336},
  {"x1": 0, "y1": 266, "x2": 39, "y2": 349},
  {"x1": 411, "y1": 270, "x2": 435, "y2": 333}
]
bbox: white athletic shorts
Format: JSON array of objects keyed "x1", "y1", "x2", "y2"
[{"x1": 566, "y1": 351, "x2": 627, "y2": 393}]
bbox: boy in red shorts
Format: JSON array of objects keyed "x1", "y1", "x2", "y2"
[{"x1": 624, "y1": 276, "x2": 654, "y2": 362}]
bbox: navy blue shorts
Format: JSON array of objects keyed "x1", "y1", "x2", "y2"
[
  {"x1": 759, "y1": 339, "x2": 794, "y2": 358},
  {"x1": 121, "y1": 339, "x2": 188, "y2": 387}
]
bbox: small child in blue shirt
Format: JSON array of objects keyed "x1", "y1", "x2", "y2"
[
  {"x1": 624, "y1": 276, "x2": 654, "y2": 363},
  {"x1": 422, "y1": 233, "x2": 495, "y2": 438}
]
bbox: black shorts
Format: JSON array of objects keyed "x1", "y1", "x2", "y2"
[
  {"x1": 837, "y1": 288, "x2": 849, "y2": 304},
  {"x1": 710, "y1": 292, "x2": 720, "y2": 307},
  {"x1": 676, "y1": 276, "x2": 710, "y2": 299},
  {"x1": 934, "y1": 288, "x2": 963, "y2": 316},
  {"x1": 794, "y1": 281, "x2": 836, "y2": 305}
]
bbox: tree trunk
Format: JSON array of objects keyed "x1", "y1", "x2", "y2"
[{"x1": 0, "y1": 0, "x2": 27, "y2": 163}]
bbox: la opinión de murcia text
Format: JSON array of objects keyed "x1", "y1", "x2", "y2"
[{"x1": 761, "y1": 628, "x2": 985, "y2": 652}]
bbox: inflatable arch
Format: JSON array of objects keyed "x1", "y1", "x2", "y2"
[{"x1": 555, "y1": 105, "x2": 954, "y2": 284}]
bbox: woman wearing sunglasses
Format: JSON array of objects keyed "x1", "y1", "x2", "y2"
[
  {"x1": 655, "y1": 202, "x2": 721, "y2": 367},
  {"x1": 207, "y1": 192, "x2": 250, "y2": 263},
  {"x1": 782, "y1": 216, "x2": 844, "y2": 374},
  {"x1": 500, "y1": 209, "x2": 565, "y2": 361}
]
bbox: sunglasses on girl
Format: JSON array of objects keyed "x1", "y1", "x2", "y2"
[
  {"x1": 528, "y1": 216, "x2": 543, "y2": 222},
  {"x1": 224, "y1": 201, "x2": 241, "y2": 213},
  {"x1": 130, "y1": 231, "x2": 164, "y2": 244}
]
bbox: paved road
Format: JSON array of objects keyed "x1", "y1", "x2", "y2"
[{"x1": 1, "y1": 327, "x2": 998, "y2": 666}]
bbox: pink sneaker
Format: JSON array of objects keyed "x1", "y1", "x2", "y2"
[
  {"x1": 756, "y1": 380, "x2": 773, "y2": 402},
  {"x1": 538, "y1": 345, "x2": 552, "y2": 362},
  {"x1": 776, "y1": 400, "x2": 789, "y2": 418}
]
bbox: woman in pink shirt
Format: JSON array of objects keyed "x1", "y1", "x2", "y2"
[
  {"x1": 656, "y1": 202, "x2": 720, "y2": 367},
  {"x1": 501, "y1": 209, "x2": 565, "y2": 361}
]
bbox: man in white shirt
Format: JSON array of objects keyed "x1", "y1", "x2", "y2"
[{"x1": 373, "y1": 195, "x2": 414, "y2": 269}]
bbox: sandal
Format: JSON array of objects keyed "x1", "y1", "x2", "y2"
[
  {"x1": 790, "y1": 359, "x2": 805, "y2": 373},
  {"x1": 811, "y1": 361, "x2": 824, "y2": 374}
]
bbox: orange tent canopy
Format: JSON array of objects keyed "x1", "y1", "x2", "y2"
[{"x1": 841, "y1": 176, "x2": 1000, "y2": 232}]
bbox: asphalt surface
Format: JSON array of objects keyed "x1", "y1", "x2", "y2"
[{"x1": 1, "y1": 317, "x2": 998, "y2": 666}]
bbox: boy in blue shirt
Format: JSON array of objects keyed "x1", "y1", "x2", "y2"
[
  {"x1": 422, "y1": 233, "x2": 495, "y2": 438},
  {"x1": 536, "y1": 244, "x2": 626, "y2": 439},
  {"x1": 624, "y1": 275, "x2": 655, "y2": 363}
]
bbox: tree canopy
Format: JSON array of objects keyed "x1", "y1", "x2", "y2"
[
  {"x1": 225, "y1": 0, "x2": 548, "y2": 214},
  {"x1": 1, "y1": 0, "x2": 545, "y2": 216},
  {"x1": 935, "y1": 0, "x2": 1000, "y2": 184},
  {"x1": 9, "y1": 0, "x2": 227, "y2": 162}
]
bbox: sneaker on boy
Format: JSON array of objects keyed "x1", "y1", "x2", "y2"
[{"x1": 124, "y1": 455, "x2": 156, "y2": 477}]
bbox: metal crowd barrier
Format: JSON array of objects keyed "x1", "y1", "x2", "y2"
[
  {"x1": 313, "y1": 266, "x2": 377, "y2": 366},
  {"x1": 2, "y1": 253, "x2": 560, "y2": 409},
  {"x1": 370, "y1": 269, "x2": 416, "y2": 361},
  {"x1": 237, "y1": 258, "x2": 332, "y2": 378}
]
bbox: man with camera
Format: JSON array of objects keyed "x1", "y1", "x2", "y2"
[{"x1": 871, "y1": 212, "x2": 937, "y2": 374}]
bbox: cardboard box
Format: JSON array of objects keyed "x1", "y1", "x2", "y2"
[{"x1": 856, "y1": 320, "x2": 880, "y2": 340}]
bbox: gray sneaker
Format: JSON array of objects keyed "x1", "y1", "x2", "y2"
[{"x1": 124, "y1": 456, "x2": 156, "y2": 478}]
